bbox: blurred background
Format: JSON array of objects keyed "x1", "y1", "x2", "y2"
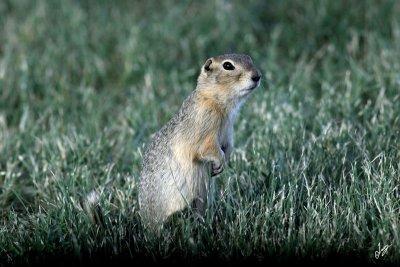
[{"x1": 0, "y1": 0, "x2": 399, "y2": 264}]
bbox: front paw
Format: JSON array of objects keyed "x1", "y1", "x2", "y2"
[{"x1": 211, "y1": 162, "x2": 224, "y2": 176}]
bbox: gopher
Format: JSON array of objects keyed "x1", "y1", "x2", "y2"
[{"x1": 138, "y1": 53, "x2": 261, "y2": 227}]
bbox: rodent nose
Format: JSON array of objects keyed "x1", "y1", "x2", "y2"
[{"x1": 251, "y1": 74, "x2": 261, "y2": 82}]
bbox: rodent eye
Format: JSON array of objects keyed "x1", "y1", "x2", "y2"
[{"x1": 222, "y1": 62, "x2": 235, "y2": 70}]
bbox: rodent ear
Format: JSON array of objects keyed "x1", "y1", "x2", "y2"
[{"x1": 203, "y1": 58, "x2": 212, "y2": 72}]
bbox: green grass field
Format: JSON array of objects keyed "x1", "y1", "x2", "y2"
[{"x1": 0, "y1": 0, "x2": 399, "y2": 265}]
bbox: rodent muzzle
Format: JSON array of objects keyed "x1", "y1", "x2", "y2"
[
  {"x1": 251, "y1": 75, "x2": 261, "y2": 82},
  {"x1": 251, "y1": 70, "x2": 261, "y2": 82}
]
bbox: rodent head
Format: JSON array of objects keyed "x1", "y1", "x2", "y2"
[{"x1": 197, "y1": 53, "x2": 261, "y2": 106}]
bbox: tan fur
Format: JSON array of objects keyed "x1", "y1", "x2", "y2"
[
  {"x1": 197, "y1": 90, "x2": 228, "y2": 117},
  {"x1": 138, "y1": 54, "x2": 261, "y2": 227},
  {"x1": 196, "y1": 133, "x2": 220, "y2": 161}
]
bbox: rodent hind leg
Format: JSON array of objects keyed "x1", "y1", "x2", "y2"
[
  {"x1": 192, "y1": 176, "x2": 209, "y2": 219},
  {"x1": 220, "y1": 125, "x2": 234, "y2": 162},
  {"x1": 193, "y1": 197, "x2": 206, "y2": 218}
]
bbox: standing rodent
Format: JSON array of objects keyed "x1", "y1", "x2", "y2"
[{"x1": 138, "y1": 53, "x2": 261, "y2": 227}]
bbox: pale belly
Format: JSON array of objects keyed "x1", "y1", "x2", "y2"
[{"x1": 162, "y1": 157, "x2": 210, "y2": 217}]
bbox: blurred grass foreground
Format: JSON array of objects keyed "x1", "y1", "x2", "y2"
[{"x1": 0, "y1": 0, "x2": 399, "y2": 265}]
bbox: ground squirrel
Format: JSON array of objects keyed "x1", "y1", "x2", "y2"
[{"x1": 138, "y1": 53, "x2": 261, "y2": 227}]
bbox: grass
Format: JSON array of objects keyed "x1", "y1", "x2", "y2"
[{"x1": 0, "y1": 0, "x2": 399, "y2": 265}]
